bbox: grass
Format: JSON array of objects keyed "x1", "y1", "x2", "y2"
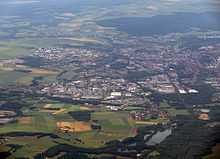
[
  {"x1": 0, "y1": 47, "x2": 30, "y2": 59},
  {"x1": 0, "y1": 70, "x2": 28, "y2": 85},
  {"x1": 0, "y1": 70, "x2": 37, "y2": 86},
  {"x1": 71, "y1": 111, "x2": 137, "y2": 147},
  {"x1": 124, "y1": 106, "x2": 145, "y2": 111},
  {"x1": 0, "y1": 39, "x2": 33, "y2": 59},
  {"x1": 165, "y1": 108, "x2": 190, "y2": 117},
  {"x1": 160, "y1": 100, "x2": 190, "y2": 117},
  {"x1": 92, "y1": 111, "x2": 133, "y2": 131},
  {"x1": 0, "y1": 67, "x2": 59, "y2": 86},
  {"x1": 0, "y1": 37, "x2": 67, "y2": 59},
  {"x1": 6, "y1": 136, "x2": 57, "y2": 158},
  {"x1": 20, "y1": 104, "x2": 86, "y2": 131},
  {"x1": 136, "y1": 118, "x2": 169, "y2": 125},
  {"x1": 0, "y1": 102, "x2": 139, "y2": 149},
  {"x1": 0, "y1": 112, "x2": 57, "y2": 133},
  {"x1": 0, "y1": 104, "x2": 138, "y2": 148},
  {"x1": 0, "y1": 103, "x2": 89, "y2": 134},
  {"x1": 42, "y1": 103, "x2": 82, "y2": 113}
]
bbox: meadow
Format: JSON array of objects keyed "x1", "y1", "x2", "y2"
[{"x1": 0, "y1": 100, "x2": 141, "y2": 158}]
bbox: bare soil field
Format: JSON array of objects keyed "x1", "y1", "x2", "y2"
[
  {"x1": 18, "y1": 117, "x2": 32, "y2": 125},
  {"x1": 57, "y1": 121, "x2": 92, "y2": 133}
]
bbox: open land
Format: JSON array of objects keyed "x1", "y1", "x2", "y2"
[{"x1": 0, "y1": 0, "x2": 220, "y2": 159}]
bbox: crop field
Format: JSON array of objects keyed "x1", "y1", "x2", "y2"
[
  {"x1": 0, "y1": 40, "x2": 34, "y2": 59},
  {"x1": 5, "y1": 136, "x2": 57, "y2": 158},
  {"x1": 0, "y1": 46, "x2": 30, "y2": 59},
  {"x1": 0, "y1": 103, "x2": 92, "y2": 133},
  {"x1": 70, "y1": 111, "x2": 137, "y2": 147},
  {"x1": 0, "y1": 112, "x2": 57, "y2": 134},
  {"x1": 160, "y1": 101, "x2": 190, "y2": 117},
  {"x1": 0, "y1": 102, "x2": 99, "y2": 157},
  {"x1": 92, "y1": 111, "x2": 134, "y2": 132},
  {"x1": 0, "y1": 70, "x2": 51, "y2": 86},
  {"x1": 57, "y1": 121, "x2": 92, "y2": 133},
  {"x1": 0, "y1": 101, "x2": 139, "y2": 150},
  {"x1": 0, "y1": 66, "x2": 59, "y2": 86},
  {"x1": 0, "y1": 99, "x2": 141, "y2": 151},
  {"x1": 0, "y1": 70, "x2": 28, "y2": 85},
  {"x1": 0, "y1": 37, "x2": 73, "y2": 60},
  {"x1": 165, "y1": 108, "x2": 190, "y2": 117},
  {"x1": 40, "y1": 103, "x2": 82, "y2": 114}
]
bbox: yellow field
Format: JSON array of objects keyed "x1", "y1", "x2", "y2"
[
  {"x1": 135, "y1": 121, "x2": 159, "y2": 125},
  {"x1": 0, "y1": 64, "x2": 58, "y2": 75},
  {"x1": 40, "y1": 104, "x2": 56, "y2": 113},
  {"x1": 30, "y1": 68, "x2": 58, "y2": 75},
  {"x1": 18, "y1": 117, "x2": 32, "y2": 125},
  {"x1": 52, "y1": 108, "x2": 66, "y2": 115},
  {"x1": 57, "y1": 121, "x2": 92, "y2": 133},
  {"x1": 43, "y1": 104, "x2": 52, "y2": 109},
  {"x1": 80, "y1": 106, "x2": 91, "y2": 110}
]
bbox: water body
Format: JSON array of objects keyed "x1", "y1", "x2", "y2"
[
  {"x1": 98, "y1": 12, "x2": 220, "y2": 36},
  {"x1": 146, "y1": 129, "x2": 172, "y2": 146}
]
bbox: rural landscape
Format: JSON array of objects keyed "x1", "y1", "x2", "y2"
[{"x1": 0, "y1": 0, "x2": 220, "y2": 159}]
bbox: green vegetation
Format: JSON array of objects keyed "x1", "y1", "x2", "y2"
[
  {"x1": 68, "y1": 111, "x2": 137, "y2": 147},
  {"x1": 0, "y1": 70, "x2": 28, "y2": 85},
  {"x1": 0, "y1": 40, "x2": 33, "y2": 59},
  {"x1": 5, "y1": 136, "x2": 57, "y2": 158},
  {"x1": 0, "y1": 69, "x2": 57, "y2": 86},
  {"x1": 0, "y1": 1, "x2": 218, "y2": 158},
  {"x1": 92, "y1": 111, "x2": 134, "y2": 132},
  {"x1": 160, "y1": 101, "x2": 190, "y2": 117},
  {"x1": 0, "y1": 112, "x2": 56, "y2": 134},
  {"x1": 0, "y1": 102, "x2": 139, "y2": 150}
]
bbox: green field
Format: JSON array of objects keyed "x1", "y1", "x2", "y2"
[
  {"x1": 0, "y1": 102, "x2": 139, "y2": 151},
  {"x1": 73, "y1": 111, "x2": 137, "y2": 148},
  {"x1": 160, "y1": 101, "x2": 190, "y2": 117},
  {"x1": 0, "y1": 112, "x2": 56, "y2": 134},
  {"x1": 0, "y1": 69, "x2": 57, "y2": 86},
  {"x1": 92, "y1": 111, "x2": 133, "y2": 131},
  {"x1": 5, "y1": 136, "x2": 57, "y2": 158},
  {"x1": 0, "y1": 103, "x2": 92, "y2": 134},
  {"x1": 0, "y1": 70, "x2": 28, "y2": 85},
  {"x1": 0, "y1": 39, "x2": 34, "y2": 59},
  {"x1": 0, "y1": 37, "x2": 71, "y2": 59}
]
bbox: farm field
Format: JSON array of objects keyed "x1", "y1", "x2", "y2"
[
  {"x1": 0, "y1": 101, "x2": 140, "y2": 154},
  {"x1": 0, "y1": 0, "x2": 219, "y2": 158},
  {"x1": 159, "y1": 101, "x2": 190, "y2": 117},
  {"x1": 4, "y1": 136, "x2": 58, "y2": 158},
  {"x1": 74, "y1": 111, "x2": 137, "y2": 148},
  {"x1": 0, "y1": 64, "x2": 59, "y2": 85},
  {"x1": 0, "y1": 70, "x2": 28, "y2": 85},
  {"x1": 0, "y1": 39, "x2": 34, "y2": 59}
]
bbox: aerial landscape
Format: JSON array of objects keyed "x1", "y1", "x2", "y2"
[{"x1": 0, "y1": 0, "x2": 220, "y2": 158}]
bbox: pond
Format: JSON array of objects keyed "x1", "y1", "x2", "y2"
[{"x1": 146, "y1": 128, "x2": 172, "y2": 146}]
